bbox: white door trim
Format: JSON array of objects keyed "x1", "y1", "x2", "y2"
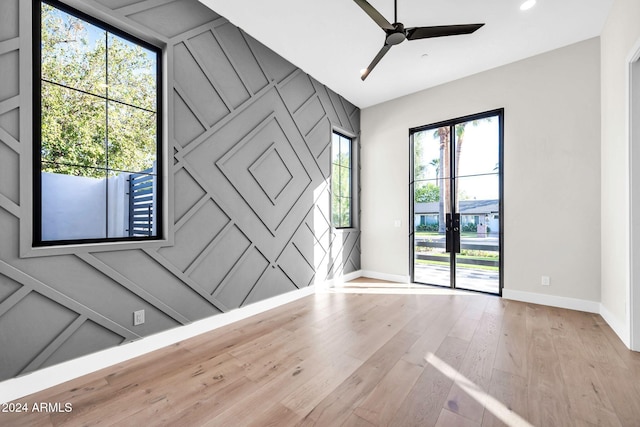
[{"x1": 627, "y1": 36, "x2": 640, "y2": 351}]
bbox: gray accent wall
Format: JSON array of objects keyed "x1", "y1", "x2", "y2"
[{"x1": 0, "y1": 0, "x2": 360, "y2": 381}]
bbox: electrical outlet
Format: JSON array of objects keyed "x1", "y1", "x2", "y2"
[
  {"x1": 133, "y1": 309, "x2": 145, "y2": 326},
  {"x1": 541, "y1": 276, "x2": 550, "y2": 286}
]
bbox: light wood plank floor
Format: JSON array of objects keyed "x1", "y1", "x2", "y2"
[{"x1": 3, "y1": 278, "x2": 640, "y2": 426}]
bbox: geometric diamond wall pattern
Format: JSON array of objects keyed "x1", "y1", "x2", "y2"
[{"x1": 0, "y1": 0, "x2": 360, "y2": 382}]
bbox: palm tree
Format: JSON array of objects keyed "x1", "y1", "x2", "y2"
[
  {"x1": 435, "y1": 127, "x2": 450, "y2": 232},
  {"x1": 434, "y1": 118, "x2": 490, "y2": 226},
  {"x1": 429, "y1": 158, "x2": 439, "y2": 179}
]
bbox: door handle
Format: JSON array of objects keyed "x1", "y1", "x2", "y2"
[
  {"x1": 453, "y1": 213, "x2": 461, "y2": 253},
  {"x1": 446, "y1": 214, "x2": 461, "y2": 253},
  {"x1": 445, "y1": 213, "x2": 453, "y2": 253}
]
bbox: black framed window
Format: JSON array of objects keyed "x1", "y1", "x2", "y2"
[
  {"x1": 34, "y1": 0, "x2": 162, "y2": 245},
  {"x1": 331, "y1": 131, "x2": 353, "y2": 228}
]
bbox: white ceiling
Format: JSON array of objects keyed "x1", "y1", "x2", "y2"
[{"x1": 198, "y1": 0, "x2": 613, "y2": 108}]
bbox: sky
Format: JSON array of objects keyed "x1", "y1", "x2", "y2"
[{"x1": 415, "y1": 115, "x2": 500, "y2": 201}]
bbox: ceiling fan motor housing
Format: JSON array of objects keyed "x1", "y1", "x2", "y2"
[{"x1": 386, "y1": 22, "x2": 406, "y2": 45}]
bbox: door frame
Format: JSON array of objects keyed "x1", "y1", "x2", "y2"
[
  {"x1": 409, "y1": 108, "x2": 504, "y2": 296},
  {"x1": 628, "y1": 37, "x2": 640, "y2": 351}
]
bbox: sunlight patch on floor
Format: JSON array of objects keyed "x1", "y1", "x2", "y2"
[{"x1": 321, "y1": 278, "x2": 481, "y2": 296}]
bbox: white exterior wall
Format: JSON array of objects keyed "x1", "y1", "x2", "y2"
[{"x1": 41, "y1": 173, "x2": 107, "y2": 241}]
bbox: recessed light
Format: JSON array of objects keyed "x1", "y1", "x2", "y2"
[
  {"x1": 360, "y1": 68, "x2": 367, "y2": 75},
  {"x1": 520, "y1": 0, "x2": 536, "y2": 11}
]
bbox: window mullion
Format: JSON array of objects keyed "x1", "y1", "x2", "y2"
[{"x1": 105, "y1": 31, "x2": 109, "y2": 238}]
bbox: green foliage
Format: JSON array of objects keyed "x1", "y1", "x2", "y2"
[
  {"x1": 414, "y1": 182, "x2": 440, "y2": 203},
  {"x1": 331, "y1": 173, "x2": 351, "y2": 228},
  {"x1": 460, "y1": 249, "x2": 498, "y2": 258},
  {"x1": 416, "y1": 224, "x2": 438, "y2": 232},
  {"x1": 40, "y1": 4, "x2": 157, "y2": 177},
  {"x1": 462, "y1": 223, "x2": 477, "y2": 232}
]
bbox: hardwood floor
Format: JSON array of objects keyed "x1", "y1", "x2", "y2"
[{"x1": 3, "y1": 278, "x2": 640, "y2": 426}]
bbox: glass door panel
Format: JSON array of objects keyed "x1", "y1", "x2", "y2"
[
  {"x1": 413, "y1": 126, "x2": 451, "y2": 287},
  {"x1": 453, "y1": 116, "x2": 500, "y2": 293}
]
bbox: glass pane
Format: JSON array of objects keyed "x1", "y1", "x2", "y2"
[
  {"x1": 343, "y1": 165, "x2": 351, "y2": 199},
  {"x1": 414, "y1": 178, "x2": 450, "y2": 287},
  {"x1": 331, "y1": 160, "x2": 340, "y2": 227},
  {"x1": 107, "y1": 33, "x2": 157, "y2": 111},
  {"x1": 454, "y1": 174, "x2": 500, "y2": 294},
  {"x1": 41, "y1": 166, "x2": 107, "y2": 241},
  {"x1": 41, "y1": 3, "x2": 107, "y2": 96},
  {"x1": 414, "y1": 180, "x2": 441, "y2": 205},
  {"x1": 332, "y1": 162, "x2": 342, "y2": 196},
  {"x1": 454, "y1": 116, "x2": 500, "y2": 178},
  {"x1": 332, "y1": 193, "x2": 340, "y2": 227},
  {"x1": 107, "y1": 102, "x2": 156, "y2": 173},
  {"x1": 332, "y1": 163, "x2": 352, "y2": 228},
  {"x1": 455, "y1": 170, "x2": 499, "y2": 210},
  {"x1": 413, "y1": 126, "x2": 450, "y2": 180},
  {"x1": 340, "y1": 196, "x2": 351, "y2": 228},
  {"x1": 339, "y1": 135, "x2": 351, "y2": 167},
  {"x1": 331, "y1": 132, "x2": 340, "y2": 165},
  {"x1": 41, "y1": 82, "x2": 106, "y2": 173}
]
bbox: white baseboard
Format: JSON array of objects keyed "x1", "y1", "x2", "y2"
[
  {"x1": 502, "y1": 289, "x2": 600, "y2": 313},
  {"x1": 0, "y1": 285, "x2": 316, "y2": 404},
  {"x1": 359, "y1": 270, "x2": 410, "y2": 284},
  {"x1": 344, "y1": 270, "x2": 363, "y2": 281},
  {"x1": 501, "y1": 289, "x2": 636, "y2": 349},
  {"x1": 599, "y1": 303, "x2": 631, "y2": 348},
  {"x1": 320, "y1": 270, "x2": 363, "y2": 289}
]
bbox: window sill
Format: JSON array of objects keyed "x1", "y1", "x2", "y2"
[
  {"x1": 20, "y1": 237, "x2": 174, "y2": 258},
  {"x1": 333, "y1": 227, "x2": 358, "y2": 232}
]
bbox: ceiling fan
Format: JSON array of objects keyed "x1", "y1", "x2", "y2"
[{"x1": 354, "y1": 0, "x2": 485, "y2": 80}]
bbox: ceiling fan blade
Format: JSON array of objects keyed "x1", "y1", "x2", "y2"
[
  {"x1": 353, "y1": 0, "x2": 394, "y2": 30},
  {"x1": 361, "y1": 44, "x2": 392, "y2": 81},
  {"x1": 406, "y1": 23, "x2": 484, "y2": 40}
]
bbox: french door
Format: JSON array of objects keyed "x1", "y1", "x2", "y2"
[{"x1": 410, "y1": 109, "x2": 503, "y2": 295}]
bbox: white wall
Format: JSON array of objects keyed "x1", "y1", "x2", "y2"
[
  {"x1": 361, "y1": 38, "x2": 602, "y2": 302},
  {"x1": 107, "y1": 172, "x2": 131, "y2": 239},
  {"x1": 600, "y1": 0, "x2": 640, "y2": 345}
]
